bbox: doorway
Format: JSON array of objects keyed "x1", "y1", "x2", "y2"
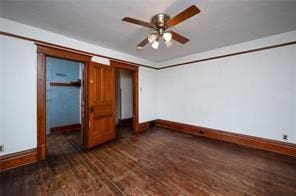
[
  {"x1": 37, "y1": 45, "x2": 91, "y2": 160},
  {"x1": 115, "y1": 69, "x2": 134, "y2": 136},
  {"x1": 37, "y1": 45, "x2": 139, "y2": 160},
  {"x1": 110, "y1": 60, "x2": 139, "y2": 134},
  {"x1": 45, "y1": 57, "x2": 83, "y2": 137}
]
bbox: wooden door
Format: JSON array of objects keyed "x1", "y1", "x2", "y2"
[{"x1": 85, "y1": 62, "x2": 116, "y2": 148}]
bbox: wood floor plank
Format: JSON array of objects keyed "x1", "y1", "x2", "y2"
[{"x1": 1, "y1": 127, "x2": 296, "y2": 196}]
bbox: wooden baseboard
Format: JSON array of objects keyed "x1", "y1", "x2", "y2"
[
  {"x1": 118, "y1": 118, "x2": 133, "y2": 127},
  {"x1": 137, "y1": 120, "x2": 156, "y2": 132},
  {"x1": 138, "y1": 122, "x2": 150, "y2": 132},
  {"x1": 50, "y1": 123, "x2": 81, "y2": 133},
  {"x1": 155, "y1": 119, "x2": 296, "y2": 157},
  {"x1": 0, "y1": 148, "x2": 37, "y2": 172}
]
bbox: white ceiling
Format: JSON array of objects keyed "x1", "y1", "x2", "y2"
[{"x1": 1, "y1": 0, "x2": 296, "y2": 62}]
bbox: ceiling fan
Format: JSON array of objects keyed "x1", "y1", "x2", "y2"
[{"x1": 122, "y1": 5, "x2": 200, "y2": 50}]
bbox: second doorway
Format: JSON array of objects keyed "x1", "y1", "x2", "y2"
[{"x1": 115, "y1": 69, "x2": 134, "y2": 134}]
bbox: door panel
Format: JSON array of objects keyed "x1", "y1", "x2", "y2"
[{"x1": 86, "y1": 62, "x2": 115, "y2": 148}]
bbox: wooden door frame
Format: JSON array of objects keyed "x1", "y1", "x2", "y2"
[
  {"x1": 36, "y1": 44, "x2": 91, "y2": 160},
  {"x1": 110, "y1": 61, "x2": 139, "y2": 133},
  {"x1": 36, "y1": 45, "x2": 140, "y2": 160}
]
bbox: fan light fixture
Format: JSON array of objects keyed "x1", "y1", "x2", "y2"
[
  {"x1": 165, "y1": 40, "x2": 173, "y2": 48},
  {"x1": 147, "y1": 31, "x2": 173, "y2": 49},
  {"x1": 148, "y1": 33, "x2": 158, "y2": 43},
  {"x1": 151, "y1": 40, "x2": 159, "y2": 49},
  {"x1": 122, "y1": 5, "x2": 200, "y2": 50},
  {"x1": 163, "y1": 32, "x2": 172, "y2": 41}
]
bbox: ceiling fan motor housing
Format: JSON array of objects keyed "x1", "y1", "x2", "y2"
[{"x1": 151, "y1": 14, "x2": 170, "y2": 32}]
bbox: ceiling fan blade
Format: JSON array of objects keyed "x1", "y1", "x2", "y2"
[
  {"x1": 167, "y1": 5, "x2": 200, "y2": 27},
  {"x1": 137, "y1": 37, "x2": 149, "y2": 48},
  {"x1": 122, "y1": 17, "x2": 153, "y2": 28},
  {"x1": 170, "y1": 31, "x2": 189, "y2": 44}
]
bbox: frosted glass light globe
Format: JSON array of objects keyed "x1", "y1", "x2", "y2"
[
  {"x1": 148, "y1": 33, "x2": 158, "y2": 43},
  {"x1": 152, "y1": 40, "x2": 159, "y2": 49},
  {"x1": 163, "y1": 32, "x2": 172, "y2": 41}
]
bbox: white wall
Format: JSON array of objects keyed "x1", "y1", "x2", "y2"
[
  {"x1": 115, "y1": 69, "x2": 134, "y2": 122},
  {"x1": 0, "y1": 36, "x2": 37, "y2": 155},
  {"x1": 120, "y1": 70, "x2": 133, "y2": 119},
  {"x1": 0, "y1": 18, "x2": 157, "y2": 155},
  {"x1": 293, "y1": 65, "x2": 296, "y2": 134},
  {"x1": 157, "y1": 33, "x2": 296, "y2": 144},
  {"x1": 0, "y1": 18, "x2": 154, "y2": 66},
  {"x1": 139, "y1": 67, "x2": 158, "y2": 122},
  {"x1": 0, "y1": 37, "x2": 4, "y2": 151}
]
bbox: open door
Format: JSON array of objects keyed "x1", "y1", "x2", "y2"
[{"x1": 85, "y1": 62, "x2": 116, "y2": 148}]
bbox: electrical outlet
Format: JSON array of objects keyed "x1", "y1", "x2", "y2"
[
  {"x1": 282, "y1": 134, "x2": 288, "y2": 140},
  {"x1": 0, "y1": 145, "x2": 4, "y2": 152}
]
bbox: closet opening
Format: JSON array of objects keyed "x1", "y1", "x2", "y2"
[
  {"x1": 110, "y1": 60, "x2": 139, "y2": 136},
  {"x1": 45, "y1": 57, "x2": 84, "y2": 146},
  {"x1": 37, "y1": 45, "x2": 91, "y2": 160},
  {"x1": 115, "y1": 68, "x2": 134, "y2": 137}
]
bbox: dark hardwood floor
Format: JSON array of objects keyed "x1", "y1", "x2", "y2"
[{"x1": 1, "y1": 127, "x2": 296, "y2": 196}]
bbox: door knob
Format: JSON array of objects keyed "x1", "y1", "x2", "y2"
[{"x1": 90, "y1": 105, "x2": 94, "y2": 113}]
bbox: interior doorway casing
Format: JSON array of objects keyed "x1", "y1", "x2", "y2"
[
  {"x1": 37, "y1": 45, "x2": 91, "y2": 160},
  {"x1": 37, "y1": 45, "x2": 140, "y2": 161},
  {"x1": 110, "y1": 61, "x2": 139, "y2": 133}
]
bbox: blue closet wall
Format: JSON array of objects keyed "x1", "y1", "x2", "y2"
[{"x1": 46, "y1": 57, "x2": 81, "y2": 134}]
